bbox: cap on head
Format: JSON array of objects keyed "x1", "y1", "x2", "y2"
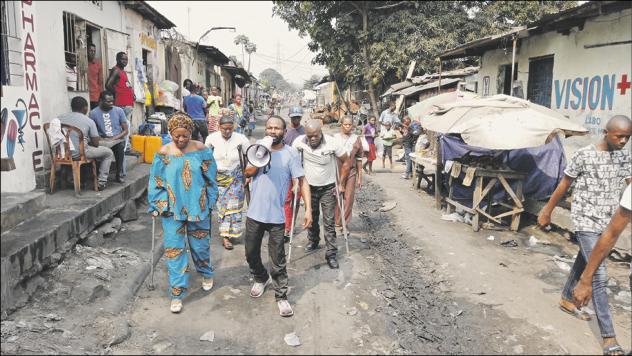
[{"x1": 289, "y1": 106, "x2": 303, "y2": 118}]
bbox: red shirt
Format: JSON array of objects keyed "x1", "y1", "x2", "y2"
[
  {"x1": 88, "y1": 60, "x2": 103, "y2": 102},
  {"x1": 113, "y1": 67, "x2": 134, "y2": 107}
]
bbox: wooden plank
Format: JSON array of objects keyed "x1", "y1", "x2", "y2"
[
  {"x1": 511, "y1": 180, "x2": 524, "y2": 231},
  {"x1": 434, "y1": 136, "x2": 442, "y2": 210},
  {"x1": 446, "y1": 174, "x2": 454, "y2": 214},
  {"x1": 472, "y1": 176, "x2": 483, "y2": 231},
  {"x1": 494, "y1": 208, "x2": 524, "y2": 220},
  {"x1": 475, "y1": 207, "x2": 503, "y2": 224},
  {"x1": 473, "y1": 178, "x2": 497, "y2": 208},
  {"x1": 498, "y1": 175, "x2": 524, "y2": 209},
  {"x1": 445, "y1": 198, "x2": 475, "y2": 214}
]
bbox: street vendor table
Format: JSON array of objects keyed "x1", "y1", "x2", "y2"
[
  {"x1": 444, "y1": 163, "x2": 526, "y2": 232},
  {"x1": 409, "y1": 152, "x2": 436, "y2": 193}
]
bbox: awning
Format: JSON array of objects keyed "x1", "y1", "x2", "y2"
[
  {"x1": 196, "y1": 44, "x2": 230, "y2": 65},
  {"x1": 380, "y1": 80, "x2": 413, "y2": 98},
  {"x1": 222, "y1": 66, "x2": 251, "y2": 88},
  {"x1": 392, "y1": 78, "x2": 461, "y2": 97},
  {"x1": 123, "y1": 1, "x2": 175, "y2": 29}
]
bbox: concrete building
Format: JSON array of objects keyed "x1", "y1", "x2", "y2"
[
  {"x1": 440, "y1": 1, "x2": 632, "y2": 155},
  {"x1": 0, "y1": 0, "x2": 173, "y2": 193}
]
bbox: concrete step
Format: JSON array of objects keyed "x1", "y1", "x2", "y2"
[
  {"x1": 1, "y1": 162, "x2": 150, "y2": 316},
  {"x1": 0, "y1": 190, "x2": 47, "y2": 232}
]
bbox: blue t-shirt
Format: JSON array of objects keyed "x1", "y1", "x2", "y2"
[
  {"x1": 247, "y1": 144, "x2": 304, "y2": 224},
  {"x1": 184, "y1": 95, "x2": 207, "y2": 120},
  {"x1": 89, "y1": 106, "x2": 127, "y2": 137}
]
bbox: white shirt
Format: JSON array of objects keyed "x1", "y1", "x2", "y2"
[
  {"x1": 334, "y1": 133, "x2": 360, "y2": 158},
  {"x1": 621, "y1": 184, "x2": 631, "y2": 211},
  {"x1": 293, "y1": 134, "x2": 345, "y2": 187},
  {"x1": 205, "y1": 131, "x2": 250, "y2": 172}
]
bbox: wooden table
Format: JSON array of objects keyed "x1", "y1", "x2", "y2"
[
  {"x1": 444, "y1": 163, "x2": 526, "y2": 232},
  {"x1": 410, "y1": 153, "x2": 437, "y2": 193}
]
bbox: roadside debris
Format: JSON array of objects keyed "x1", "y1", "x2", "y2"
[
  {"x1": 500, "y1": 240, "x2": 518, "y2": 248},
  {"x1": 200, "y1": 330, "x2": 215, "y2": 342},
  {"x1": 284, "y1": 332, "x2": 301, "y2": 347},
  {"x1": 441, "y1": 212, "x2": 464, "y2": 223},
  {"x1": 528, "y1": 236, "x2": 539, "y2": 247},
  {"x1": 379, "y1": 201, "x2": 397, "y2": 212},
  {"x1": 487, "y1": 236, "x2": 495, "y2": 241}
]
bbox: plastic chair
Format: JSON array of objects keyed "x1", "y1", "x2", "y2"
[{"x1": 43, "y1": 123, "x2": 98, "y2": 195}]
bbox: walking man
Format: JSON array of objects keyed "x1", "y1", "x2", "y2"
[
  {"x1": 183, "y1": 86, "x2": 209, "y2": 142},
  {"x1": 538, "y1": 115, "x2": 631, "y2": 355},
  {"x1": 293, "y1": 119, "x2": 352, "y2": 269},
  {"x1": 244, "y1": 116, "x2": 312, "y2": 317},
  {"x1": 379, "y1": 101, "x2": 399, "y2": 128},
  {"x1": 283, "y1": 106, "x2": 306, "y2": 242}
]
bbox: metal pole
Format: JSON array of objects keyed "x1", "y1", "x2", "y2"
[
  {"x1": 438, "y1": 60, "x2": 442, "y2": 95},
  {"x1": 511, "y1": 34, "x2": 517, "y2": 97},
  {"x1": 287, "y1": 180, "x2": 300, "y2": 264},
  {"x1": 148, "y1": 216, "x2": 156, "y2": 290},
  {"x1": 237, "y1": 144, "x2": 250, "y2": 205},
  {"x1": 331, "y1": 153, "x2": 350, "y2": 255}
]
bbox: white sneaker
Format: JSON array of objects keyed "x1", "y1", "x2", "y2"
[
  {"x1": 277, "y1": 299, "x2": 294, "y2": 317},
  {"x1": 202, "y1": 277, "x2": 214, "y2": 291},
  {"x1": 170, "y1": 299, "x2": 183, "y2": 313},
  {"x1": 250, "y1": 277, "x2": 271, "y2": 298}
]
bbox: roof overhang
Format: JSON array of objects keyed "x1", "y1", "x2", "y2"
[
  {"x1": 123, "y1": 1, "x2": 175, "y2": 29},
  {"x1": 440, "y1": 1, "x2": 632, "y2": 61},
  {"x1": 392, "y1": 78, "x2": 461, "y2": 97},
  {"x1": 222, "y1": 66, "x2": 251, "y2": 88},
  {"x1": 196, "y1": 44, "x2": 230, "y2": 65}
]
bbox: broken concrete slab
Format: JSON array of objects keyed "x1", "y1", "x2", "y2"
[{"x1": 117, "y1": 200, "x2": 139, "y2": 222}]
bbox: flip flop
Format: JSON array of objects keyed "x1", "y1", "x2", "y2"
[
  {"x1": 603, "y1": 344, "x2": 624, "y2": 355},
  {"x1": 559, "y1": 305, "x2": 592, "y2": 321},
  {"x1": 222, "y1": 238, "x2": 234, "y2": 250}
]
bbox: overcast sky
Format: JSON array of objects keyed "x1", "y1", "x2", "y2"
[{"x1": 148, "y1": 1, "x2": 328, "y2": 86}]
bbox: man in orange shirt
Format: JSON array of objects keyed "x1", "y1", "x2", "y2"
[{"x1": 87, "y1": 43, "x2": 103, "y2": 110}]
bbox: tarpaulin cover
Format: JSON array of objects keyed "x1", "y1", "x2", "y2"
[{"x1": 440, "y1": 134, "x2": 566, "y2": 206}]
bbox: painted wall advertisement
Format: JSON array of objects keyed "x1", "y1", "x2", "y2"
[{"x1": 1, "y1": 1, "x2": 42, "y2": 193}]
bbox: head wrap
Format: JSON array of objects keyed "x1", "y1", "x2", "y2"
[{"x1": 168, "y1": 112, "x2": 194, "y2": 133}]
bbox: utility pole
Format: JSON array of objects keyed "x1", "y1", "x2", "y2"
[
  {"x1": 276, "y1": 41, "x2": 281, "y2": 75},
  {"x1": 187, "y1": 7, "x2": 191, "y2": 39}
]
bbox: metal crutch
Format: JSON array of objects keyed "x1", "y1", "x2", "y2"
[
  {"x1": 286, "y1": 179, "x2": 301, "y2": 263},
  {"x1": 330, "y1": 153, "x2": 350, "y2": 255},
  {"x1": 148, "y1": 215, "x2": 156, "y2": 290}
]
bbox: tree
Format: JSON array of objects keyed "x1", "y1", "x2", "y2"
[
  {"x1": 303, "y1": 74, "x2": 322, "y2": 90},
  {"x1": 228, "y1": 55, "x2": 243, "y2": 68},
  {"x1": 260, "y1": 68, "x2": 294, "y2": 93},
  {"x1": 233, "y1": 34, "x2": 250, "y2": 69},
  {"x1": 245, "y1": 42, "x2": 257, "y2": 72},
  {"x1": 273, "y1": 1, "x2": 576, "y2": 117}
]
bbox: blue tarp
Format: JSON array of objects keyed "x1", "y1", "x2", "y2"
[{"x1": 440, "y1": 135, "x2": 566, "y2": 206}]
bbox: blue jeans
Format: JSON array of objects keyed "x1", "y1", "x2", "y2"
[
  {"x1": 562, "y1": 231, "x2": 615, "y2": 338},
  {"x1": 404, "y1": 146, "x2": 413, "y2": 176}
]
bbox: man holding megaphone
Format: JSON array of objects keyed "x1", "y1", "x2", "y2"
[{"x1": 242, "y1": 115, "x2": 312, "y2": 317}]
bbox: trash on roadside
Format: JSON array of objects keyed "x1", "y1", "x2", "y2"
[
  {"x1": 553, "y1": 255, "x2": 575, "y2": 264},
  {"x1": 378, "y1": 201, "x2": 397, "y2": 212},
  {"x1": 441, "y1": 212, "x2": 464, "y2": 223},
  {"x1": 528, "y1": 235, "x2": 539, "y2": 246},
  {"x1": 500, "y1": 240, "x2": 518, "y2": 248},
  {"x1": 284, "y1": 332, "x2": 301, "y2": 347},
  {"x1": 487, "y1": 236, "x2": 495, "y2": 241},
  {"x1": 554, "y1": 260, "x2": 571, "y2": 272},
  {"x1": 347, "y1": 307, "x2": 358, "y2": 316},
  {"x1": 499, "y1": 262, "x2": 508, "y2": 268},
  {"x1": 200, "y1": 330, "x2": 215, "y2": 342}
]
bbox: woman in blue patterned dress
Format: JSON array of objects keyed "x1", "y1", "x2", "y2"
[{"x1": 148, "y1": 112, "x2": 219, "y2": 313}]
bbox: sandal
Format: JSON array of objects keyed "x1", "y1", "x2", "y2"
[
  {"x1": 222, "y1": 237, "x2": 234, "y2": 250},
  {"x1": 603, "y1": 344, "x2": 624, "y2": 355},
  {"x1": 559, "y1": 304, "x2": 592, "y2": 321}
]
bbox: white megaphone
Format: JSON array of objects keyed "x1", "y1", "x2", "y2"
[{"x1": 246, "y1": 136, "x2": 273, "y2": 171}]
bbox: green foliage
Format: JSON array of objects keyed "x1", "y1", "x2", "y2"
[
  {"x1": 303, "y1": 74, "x2": 322, "y2": 90},
  {"x1": 273, "y1": 0, "x2": 577, "y2": 92},
  {"x1": 260, "y1": 68, "x2": 295, "y2": 93}
]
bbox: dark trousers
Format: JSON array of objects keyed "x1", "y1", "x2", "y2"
[
  {"x1": 193, "y1": 120, "x2": 208, "y2": 143},
  {"x1": 244, "y1": 217, "x2": 288, "y2": 301},
  {"x1": 110, "y1": 141, "x2": 125, "y2": 178},
  {"x1": 308, "y1": 183, "x2": 338, "y2": 259}
]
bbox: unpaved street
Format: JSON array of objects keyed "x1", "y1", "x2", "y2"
[{"x1": 2, "y1": 114, "x2": 630, "y2": 355}]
